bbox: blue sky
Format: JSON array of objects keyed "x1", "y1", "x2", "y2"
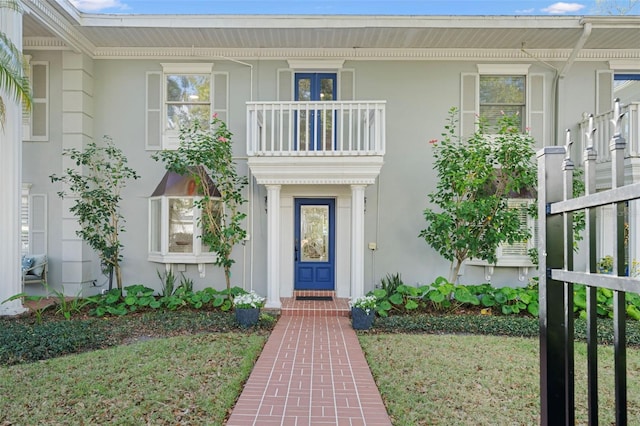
[{"x1": 68, "y1": 0, "x2": 638, "y2": 15}]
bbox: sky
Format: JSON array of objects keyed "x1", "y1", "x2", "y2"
[{"x1": 67, "y1": 0, "x2": 638, "y2": 16}]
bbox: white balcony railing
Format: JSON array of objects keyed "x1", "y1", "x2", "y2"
[
  {"x1": 247, "y1": 101, "x2": 386, "y2": 156},
  {"x1": 578, "y1": 102, "x2": 640, "y2": 164}
]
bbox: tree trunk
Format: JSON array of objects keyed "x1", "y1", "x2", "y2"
[
  {"x1": 449, "y1": 260, "x2": 464, "y2": 284},
  {"x1": 115, "y1": 264, "x2": 122, "y2": 290}
]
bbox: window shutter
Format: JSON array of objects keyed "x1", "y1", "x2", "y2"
[
  {"x1": 500, "y1": 199, "x2": 533, "y2": 257},
  {"x1": 339, "y1": 69, "x2": 355, "y2": 101},
  {"x1": 22, "y1": 56, "x2": 32, "y2": 140},
  {"x1": 145, "y1": 71, "x2": 162, "y2": 150},
  {"x1": 20, "y1": 185, "x2": 30, "y2": 255},
  {"x1": 30, "y1": 194, "x2": 47, "y2": 255},
  {"x1": 460, "y1": 73, "x2": 478, "y2": 138},
  {"x1": 528, "y1": 73, "x2": 545, "y2": 145},
  {"x1": 596, "y1": 70, "x2": 614, "y2": 115},
  {"x1": 30, "y1": 62, "x2": 49, "y2": 141},
  {"x1": 278, "y1": 69, "x2": 294, "y2": 101},
  {"x1": 213, "y1": 72, "x2": 229, "y2": 123}
]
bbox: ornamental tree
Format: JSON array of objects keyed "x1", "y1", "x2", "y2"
[
  {"x1": 50, "y1": 136, "x2": 140, "y2": 290},
  {"x1": 420, "y1": 107, "x2": 537, "y2": 283},
  {"x1": 153, "y1": 114, "x2": 248, "y2": 291}
]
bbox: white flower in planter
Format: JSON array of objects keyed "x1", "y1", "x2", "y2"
[
  {"x1": 234, "y1": 291, "x2": 265, "y2": 309},
  {"x1": 349, "y1": 295, "x2": 377, "y2": 315}
]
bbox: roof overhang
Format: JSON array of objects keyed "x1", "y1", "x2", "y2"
[{"x1": 20, "y1": 1, "x2": 640, "y2": 61}]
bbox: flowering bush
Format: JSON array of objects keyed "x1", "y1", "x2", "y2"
[
  {"x1": 420, "y1": 108, "x2": 536, "y2": 282},
  {"x1": 349, "y1": 295, "x2": 377, "y2": 315},
  {"x1": 233, "y1": 291, "x2": 265, "y2": 309}
]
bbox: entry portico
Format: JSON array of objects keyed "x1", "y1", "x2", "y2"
[{"x1": 249, "y1": 156, "x2": 384, "y2": 308}]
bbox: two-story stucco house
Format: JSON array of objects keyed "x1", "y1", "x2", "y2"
[{"x1": 1, "y1": 1, "x2": 640, "y2": 315}]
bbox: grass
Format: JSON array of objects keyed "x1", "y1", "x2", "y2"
[
  {"x1": 0, "y1": 332, "x2": 266, "y2": 424},
  {"x1": 3, "y1": 306, "x2": 640, "y2": 425},
  {"x1": 359, "y1": 333, "x2": 640, "y2": 425}
]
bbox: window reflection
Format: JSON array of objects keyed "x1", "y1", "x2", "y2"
[{"x1": 301, "y1": 205, "x2": 329, "y2": 262}]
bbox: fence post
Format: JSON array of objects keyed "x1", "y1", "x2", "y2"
[
  {"x1": 584, "y1": 114, "x2": 599, "y2": 424},
  {"x1": 538, "y1": 145, "x2": 569, "y2": 424},
  {"x1": 610, "y1": 98, "x2": 627, "y2": 425},
  {"x1": 562, "y1": 130, "x2": 575, "y2": 425}
]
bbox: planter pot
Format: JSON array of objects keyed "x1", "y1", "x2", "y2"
[
  {"x1": 351, "y1": 307, "x2": 375, "y2": 330},
  {"x1": 235, "y1": 308, "x2": 260, "y2": 328}
]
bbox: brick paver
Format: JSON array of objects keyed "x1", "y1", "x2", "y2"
[{"x1": 226, "y1": 315, "x2": 392, "y2": 425}]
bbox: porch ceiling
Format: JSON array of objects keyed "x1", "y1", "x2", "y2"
[{"x1": 20, "y1": 3, "x2": 640, "y2": 58}]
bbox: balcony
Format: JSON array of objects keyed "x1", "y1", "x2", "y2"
[
  {"x1": 577, "y1": 102, "x2": 640, "y2": 165},
  {"x1": 246, "y1": 101, "x2": 386, "y2": 185}
]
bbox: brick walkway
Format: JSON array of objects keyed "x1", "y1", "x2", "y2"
[{"x1": 226, "y1": 315, "x2": 392, "y2": 425}]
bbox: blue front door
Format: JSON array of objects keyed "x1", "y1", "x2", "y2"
[
  {"x1": 294, "y1": 198, "x2": 335, "y2": 290},
  {"x1": 294, "y1": 73, "x2": 337, "y2": 151}
]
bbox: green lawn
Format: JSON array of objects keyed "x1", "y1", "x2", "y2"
[
  {"x1": 3, "y1": 310, "x2": 640, "y2": 425},
  {"x1": 360, "y1": 333, "x2": 640, "y2": 425},
  {"x1": 0, "y1": 333, "x2": 266, "y2": 425}
]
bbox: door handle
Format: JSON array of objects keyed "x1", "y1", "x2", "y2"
[{"x1": 294, "y1": 239, "x2": 299, "y2": 261}]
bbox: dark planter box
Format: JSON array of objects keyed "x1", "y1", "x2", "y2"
[
  {"x1": 235, "y1": 308, "x2": 260, "y2": 327},
  {"x1": 351, "y1": 307, "x2": 375, "y2": 330}
]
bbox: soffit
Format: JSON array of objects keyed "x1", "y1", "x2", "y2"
[{"x1": 19, "y1": 2, "x2": 640, "y2": 56}]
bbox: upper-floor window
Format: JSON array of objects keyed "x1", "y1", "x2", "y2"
[
  {"x1": 166, "y1": 74, "x2": 211, "y2": 132},
  {"x1": 614, "y1": 73, "x2": 640, "y2": 106},
  {"x1": 146, "y1": 63, "x2": 230, "y2": 151},
  {"x1": 162, "y1": 63, "x2": 213, "y2": 150},
  {"x1": 22, "y1": 58, "x2": 49, "y2": 142},
  {"x1": 479, "y1": 75, "x2": 526, "y2": 132},
  {"x1": 461, "y1": 64, "x2": 544, "y2": 144}
]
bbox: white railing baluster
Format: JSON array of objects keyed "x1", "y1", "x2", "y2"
[
  {"x1": 246, "y1": 101, "x2": 386, "y2": 156},
  {"x1": 577, "y1": 102, "x2": 640, "y2": 165}
]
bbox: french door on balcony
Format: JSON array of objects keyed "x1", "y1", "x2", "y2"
[
  {"x1": 295, "y1": 73, "x2": 337, "y2": 151},
  {"x1": 294, "y1": 198, "x2": 335, "y2": 290}
]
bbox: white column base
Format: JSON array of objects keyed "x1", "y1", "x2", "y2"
[
  {"x1": 0, "y1": 300, "x2": 27, "y2": 316},
  {"x1": 266, "y1": 185, "x2": 282, "y2": 309},
  {"x1": 350, "y1": 185, "x2": 366, "y2": 299}
]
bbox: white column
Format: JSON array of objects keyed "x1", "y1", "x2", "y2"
[
  {"x1": 350, "y1": 185, "x2": 366, "y2": 299},
  {"x1": 265, "y1": 185, "x2": 282, "y2": 308},
  {"x1": 61, "y1": 52, "x2": 94, "y2": 295},
  {"x1": 0, "y1": 5, "x2": 26, "y2": 315}
]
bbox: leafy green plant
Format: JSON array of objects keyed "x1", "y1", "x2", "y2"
[
  {"x1": 49, "y1": 136, "x2": 140, "y2": 290},
  {"x1": 420, "y1": 108, "x2": 536, "y2": 282},
  {"x1": 178, "y1": 274, "x2": 194, "y2": 293},
  {"x1": 48, "y1": 287, "x2": 94, "y2": 320},
  {"x1": 0, "y1": 0, "x2": 32, "y2": 129},
  {"x1": 153, "y1": 114, "x2": 248, "y2": 291},
  {"x1": 380, "y1": 273, "x2": 403, "y2": 295},
  {"x1": 157, "y1": 269, "x2": 177, "y2": 296}
]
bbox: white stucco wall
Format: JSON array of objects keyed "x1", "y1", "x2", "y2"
[{"x1": 22, "y1": 55, "x2": 611, "y2": 297}]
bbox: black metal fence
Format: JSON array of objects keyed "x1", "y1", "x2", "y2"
[{"x1": 538, "y1": 99, "x2": 640, "y2": 425}]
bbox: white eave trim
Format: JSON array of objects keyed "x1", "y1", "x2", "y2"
[
  {"x1": 161, "y1": 63, "x2": 214, "y2": 73},
  {"x1": 477, "y1": 64, "x2": 532, "y2": 74},
  {"x1": 609, "y1": 60, "x2": 640, "y2": 71},
  {"x1": 287, "y1": 59, "x2": 345, "y2": 70}
]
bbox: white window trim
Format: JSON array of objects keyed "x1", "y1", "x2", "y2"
[
  {"x1": 148, "y1": 195, "x2": 219, "y2": 267},
  {"x1": 161, "y1": 63, "x2": 215, "y2": 150},
  {"x1": 287, "y1": 59, "x2": 345, "y2": 70},
  {"x1": 21, "y1": 183, "x2": 47, "y2": 256},
  {"x1": 477, "y1": 64, "x2": 531, "y2": 75}
]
